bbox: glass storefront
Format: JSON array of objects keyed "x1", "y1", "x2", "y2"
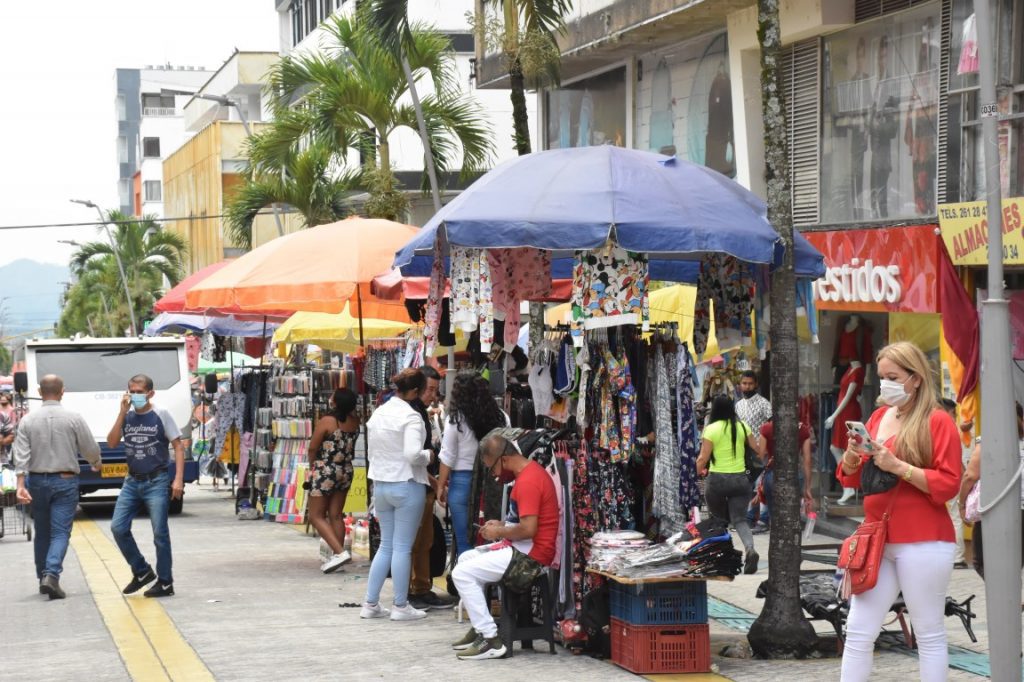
[
  {"x1": 635, "y1": 32, "x2": 735, "y2": 177},
  {"x1": 820, "y1": 2, "x2": 940, "y2": 223},
  {"x1": 543, "y1": 66, "x2": 627, "y2": 150}
]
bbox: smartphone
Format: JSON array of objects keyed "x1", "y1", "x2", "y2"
[{"x1": 845, "y1": 421, "x2": 875, "y2": 451}]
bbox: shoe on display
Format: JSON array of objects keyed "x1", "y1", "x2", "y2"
[
  {"x1": 321, "y1": 551, "x2": 351, "y2": 574},
  {"x1": 122, "y1": 568, "x2": 157, "y2": 595},
  {"x1": 744, "y1": 550, "x2": 759, "y2": 575},
  {"x1": 411, "y1": 591, "x2": 455, "y2": 610},
  {"x1": 144, "y1": 582, "x2": 175, "y2": 598},
  {"x1": 456, "y1": 635, "x2": 507, "y2": 660},
  {"x1": 40, "y1": 574, "x2": 66, "y2": 600},
  {"x1": 390, "y1": 603, "x2": 428, "y2": 621},
  {"x1": 360, "y1": 602, "x2": 390, "y2": 619},
  {"x1": 452, "y1": 627, "x2": 479, "y2": 650}
]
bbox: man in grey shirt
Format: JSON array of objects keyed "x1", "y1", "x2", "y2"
[{"x1": 14, "y1": 374, "x2": 101, "y2": 600}]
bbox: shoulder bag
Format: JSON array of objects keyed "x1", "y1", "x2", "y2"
[
  {"x1": 742, "y1": 425, "x2": 764, "y2": 484},
  {"x1": 837, "y1": 487, "x2": 898, "y2": 599}
]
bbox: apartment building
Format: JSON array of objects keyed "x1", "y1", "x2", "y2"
[{"x1": 114, "y1": 65, "x2": 213, "y2": 217}]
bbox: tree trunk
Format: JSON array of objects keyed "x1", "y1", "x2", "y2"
[
  {"x1": 401, "y1": 54, "x2": 443, "y2": 212},
  {"x1": 746, "y1": 0, "x2": 818, "y2": 658},
  {"x1": 509, "y1": 56, "x2": 532, "y2": 156}
]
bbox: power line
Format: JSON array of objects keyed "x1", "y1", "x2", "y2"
[{"x1": 0, "y1": 210, "x2": 285, "y2": 231}]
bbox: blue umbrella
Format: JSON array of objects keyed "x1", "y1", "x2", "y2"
[
  {"x1": 394, "y1": 146, "x2": 824, "y2": 275},
  {"x1": 144, "y1": 312, "x2": 280, "y2": 338}
]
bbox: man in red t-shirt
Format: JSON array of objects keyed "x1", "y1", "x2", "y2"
[
  {"x1": 450, "y1": 428, "x2": 559, "y2": 661},
  {"x1": 747, "y1": 419, "x2": 814, "y2": 529}
]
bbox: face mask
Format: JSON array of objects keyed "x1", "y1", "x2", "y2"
[
  {"x1": 879, "y1": 379, "x2": 910, "y2": 406},
  {"x1": 742, "y1": 390, "x2": 757, "y2": 399},
  {"x1": 130, "y1": 394, "x2": 149, "y2": 409}
]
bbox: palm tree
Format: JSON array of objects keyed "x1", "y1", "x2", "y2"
[
  {"x1": 58, "y1": 257, "x2": 122, "y2": 336},
  {"x1": 746, "y1": 0, "x2": 817, "y2": 658},
  {"x1": 225, "y1": 137, "x2": 362, "y2": 250},
  {"x1": 67, "y1": 211, "x2": 188, "y2": 335},
  {"x1": 264, "y1": 10, "x2": 493, "y2": 215}
]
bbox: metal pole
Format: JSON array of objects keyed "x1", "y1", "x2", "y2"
[
  {"x1": 90, "y1": 205, "x2": 138, "y2": 337},
  {"x1": 975, "y1": 1, "x2": 1022, "y2": 679}
]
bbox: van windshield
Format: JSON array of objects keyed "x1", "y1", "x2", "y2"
[{"x1": 35, "y1": 347, "x2": 181, "y2": 392}]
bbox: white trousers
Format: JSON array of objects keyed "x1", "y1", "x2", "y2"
[
  {"x1": 841, "y1": 541, "x2": 955, "y2": 682},
  {"x1": 451, "y1": 547, "x2": 514, "y2": 639},
  {"x1": 945, "y1": 499, "x2": 965, "y2": 564}
]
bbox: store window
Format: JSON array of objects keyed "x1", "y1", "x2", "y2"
[
  {"x1": 543, "y1": 66, "x2": 627, "y2": 150},
  {"x1": 635, "y1": 32, "x2": 735, "y2": 177},
  {"x1": 820, "y1": 3, "x2": 941, "y2": 224},
  {"x1": 946, "y1": 0, "x2": 1024, "y2": 202}
]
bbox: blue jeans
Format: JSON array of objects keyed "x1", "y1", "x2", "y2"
[
  {"x1": 365, "y1": 480, "x2": 425, "y2": 607},
  {"x1": 27, "y1": 474, "x2": 80, "y2": 579},
  {"x1": 111, "y1": 471, "x2": 173, "y2": 584},
  {"x1": 447, "y1": 470, "x2": 473, "y2": 556}
]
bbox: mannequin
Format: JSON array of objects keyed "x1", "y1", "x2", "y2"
[
  {"x1": 832, "y1": 314, "x2": 872, "y2": 386},
  {"x1": 824, "y1": 358, "x2": 865, "y2": 505}
]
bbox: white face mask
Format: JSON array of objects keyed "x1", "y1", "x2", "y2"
[{"x1": 879, "y1": 378, "x2": 911, "y2": 406}]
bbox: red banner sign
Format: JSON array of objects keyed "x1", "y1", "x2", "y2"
[{"x1": 804, "y1": 225, "x2": 940, "y2": 313}]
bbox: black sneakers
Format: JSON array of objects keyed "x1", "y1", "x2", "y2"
[
  {"x1": 409, "y1": 591, "x2": 456, "y2": 610},
  {"x1": 143, "y1": 582, "x2": 175, "y2": 598},
  {"x1": 123, "y1": 568, "x2": 156, "y2": 595}
]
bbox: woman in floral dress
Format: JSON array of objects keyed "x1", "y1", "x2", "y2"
[{"x1": 308, "y1": 387, "x2": 359, "y2": 574}]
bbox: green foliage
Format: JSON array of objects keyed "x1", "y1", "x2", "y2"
[
  {"x1": 0, "y1": 344, "x2": 11, "y2": 374},
  {"x1": 361, "y1": 162, "x2": 409, "y2": 221},
  {"x1": 59, "y1": 212, "x2": 188, "y2": 337}
]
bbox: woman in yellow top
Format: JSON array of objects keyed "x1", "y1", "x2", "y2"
[{"x1": 696, "y1": 395, "x2": 763, "y2": 575}]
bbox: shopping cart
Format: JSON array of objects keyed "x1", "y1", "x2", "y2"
[{"x1": 0, "y1": 489, "x2": 32, "y2": 541}]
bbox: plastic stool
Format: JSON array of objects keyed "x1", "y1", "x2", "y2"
[{"x1": 497, "y1": 569, "x2": 557, "y2": 657}]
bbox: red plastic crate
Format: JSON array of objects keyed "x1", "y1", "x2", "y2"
[{"x1": 610, "y1": 618, "x2": 711, "y2": 674}]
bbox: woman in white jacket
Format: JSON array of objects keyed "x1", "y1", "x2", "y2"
[{"x1": 361, "y1": 369, "x2": 433, "y2": 622}]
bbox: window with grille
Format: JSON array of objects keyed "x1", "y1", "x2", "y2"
[
  {"x1": 142, "y1": 137, "x2": 161, "y2": 158},
  {"x1": 780, "y1": 39, "x2": 821, "y2": 227}
]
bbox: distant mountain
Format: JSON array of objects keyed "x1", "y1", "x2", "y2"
[{"x1": 0, "y1": 259, "x2": 68, "y2": 339}]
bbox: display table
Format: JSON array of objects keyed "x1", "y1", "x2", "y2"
[{"x1": 587, "y1": 568, "x2": 731, "y2": 674}]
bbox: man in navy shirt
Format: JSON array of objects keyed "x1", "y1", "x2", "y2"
[{"x1": 106, "y1": 373, "x2": 184, "y2": 597}]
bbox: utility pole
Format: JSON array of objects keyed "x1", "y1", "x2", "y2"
[
  {"x1": 70, "y1": 200, "x2": 138, "y2": 336},
  {"x1": 975, "y1": 0, "x2": 1022, "y2": 679}
]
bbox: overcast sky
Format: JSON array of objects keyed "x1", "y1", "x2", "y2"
[{"x1": 0, "y1": 0, "x2": 281, "y2": 268}]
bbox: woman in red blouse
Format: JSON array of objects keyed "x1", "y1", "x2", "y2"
[{"x1": 837, "y1": 341, "x2": 962, "y2": 682}]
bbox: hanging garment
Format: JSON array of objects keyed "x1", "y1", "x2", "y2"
[
  {"x1": 694, "y1": 254, "x2": 754, "y2": 359},
  {"x1": 571, "y1": 245, "x2": 650, "y2": 344},
  {"x1": 795, "y1": 278, "x2": 819, "y2": 343},
  {"x1": 487, "y1": 248, "x2": 552, "y2": 350},
  {"x1": 676, "y1": 344, "x2": 702, "y2": 513},
  {"x1": 957, "y1": 13, "x2": 978, "y2": 75},
  {"x1": 603, "y1": 350, "x2": 636, "y2": 464},
  {"x1": 528, "y1": 360, "x2": 555, "y2": 418},
  {"x1": 185, "y1": 336, "x2": 201, "y2": 373},
  {"x1": 571, "y1": 444, "x2": 598, "y2": 613},
  {"x1": 423, "y1": 237, "x2": 447, "y2": 356},
  {"x1": 450, "y1": 247, "x2": 494, "y2": 348},
  {"x1": 651, "y1": 344, "x2": 686, "y2": 533},
  {"x1": 214, "y1": 392, "x2": 246, "y2": 446},
  {"x1": 575, "y1": 343, "x2": 592, "y2": 429}
]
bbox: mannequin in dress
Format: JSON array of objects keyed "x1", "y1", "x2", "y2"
[{"x1": 824, "y1": 357, "x2": 865, "y2": 505}]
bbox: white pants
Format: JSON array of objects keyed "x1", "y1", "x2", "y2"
[
  {"x1": 946, "y1": 499, "x2": 965, "y2": 564},
  {"x1": 451, "y1": 547, "x2": 514, "y2": 639},
  {"x1": 841, "y1": 541, "x2": 955, "y2": 682}
]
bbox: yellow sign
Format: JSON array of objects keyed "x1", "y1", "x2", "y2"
[
  {"x1": 938, "y1": 198, "x2": 1024, "y2": 265},
  {"x1": 101, "y1": 463, "x2": 128, "y2": 478},
  {"x1": 343, "y1": 466, "x2": 368, "y2": 513}
]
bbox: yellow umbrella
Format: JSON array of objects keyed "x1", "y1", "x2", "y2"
[{"x1": 273, "y1": 303, "x2": 412, "y2": 354}]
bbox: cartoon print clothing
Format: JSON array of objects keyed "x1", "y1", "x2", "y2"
[
  {"x1": 694, "y1": 253, "x2": 754, "y2": 359},
  {"x1": 450, "y1": 247, "x2": 494, "y2": 348},
  {"x1": 571, "y1": 245, "x2": 650, "y2": 343},
  {"x1": 122, "y1": 407, "x2": 182, "y2": 475},
  {"x1": 488, "y1": 248, "x2": 552, "y2": 350},
  {"x1": 423, "y1": 236, "x2": 447, "y2": 356}
]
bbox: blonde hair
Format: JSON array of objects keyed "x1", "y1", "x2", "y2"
[{"x1": 876, "y1": 341, "x2": 938, "y2": 467}]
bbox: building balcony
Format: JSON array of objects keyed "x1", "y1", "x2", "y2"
[{"x1": 143, "y1": 107, "x2": 178, "y2": 117}]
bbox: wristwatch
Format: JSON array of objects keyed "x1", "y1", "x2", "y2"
[{"x1": 903, "y1": 464, "x2": 915, "y2": 481}]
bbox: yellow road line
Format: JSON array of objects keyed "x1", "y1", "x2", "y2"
[
  {"x1": 645, "y1": 674, "x2": 731, "y2": 681},
  {"x1": 70, "y1": 519, "x2": 214, "y2": 682}
]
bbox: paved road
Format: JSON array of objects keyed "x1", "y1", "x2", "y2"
[{"x1": 0, "y1": 485, "x2": 1001, "y2": 680}]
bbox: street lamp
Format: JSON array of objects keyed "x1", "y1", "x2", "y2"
[
  {"x1": 69, "y1": 199, "x2": 138, "y2": 336},
  {"x1": 194, "y1": 93, "x2": 284, "y2": 238}
]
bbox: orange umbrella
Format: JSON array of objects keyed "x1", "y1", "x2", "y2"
[{"x1": 185, "y1": 218, "x2": 419, "y2": 317}]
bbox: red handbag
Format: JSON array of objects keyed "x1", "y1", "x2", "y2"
[{"x1": 837, "y1": 488, "x2": 898, "y2": 599}]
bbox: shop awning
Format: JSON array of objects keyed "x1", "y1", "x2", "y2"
[
  {"x1": 273, "y1": 304, "x2": 412, "y2": 354},
  {"x1": 144, "y1": 312, "x2": 280, "y2": 338}
]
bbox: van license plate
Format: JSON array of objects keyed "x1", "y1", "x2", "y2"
[{"x1": 101, "y1": 464, "x2": 128, "y2": 478}]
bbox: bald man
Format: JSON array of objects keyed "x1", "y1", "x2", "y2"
[{"x1": 13, "y1": 374, "x2": 101, "y2": 600}]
